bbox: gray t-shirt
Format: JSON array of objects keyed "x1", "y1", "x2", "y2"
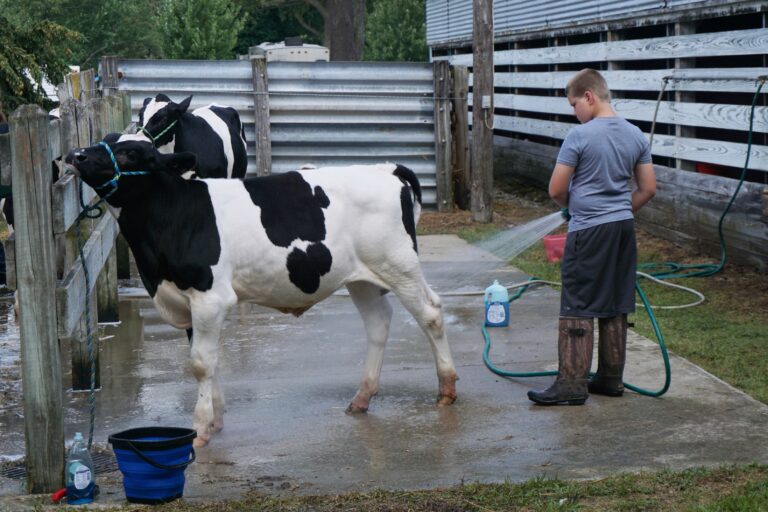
[{"x1": 556, "y1": 117, "x2": 652, "y2": 232}]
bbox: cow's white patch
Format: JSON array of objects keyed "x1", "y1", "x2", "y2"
[{"x1": 193, "y1": 107, "x2": 236, "y2": 178}]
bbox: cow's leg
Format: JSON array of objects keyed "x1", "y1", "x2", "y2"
[
  {"x1": 390, "y1": 275, "x2": 458, "y2": 406},
  {"x1": 345, "y1": 281, "x2": 393, "y2": 413},
  {"x1": 189, "y1": 291, "x2": 235, "y2": 447},
  {"x1": 211, "y1": 376, "x2": 225, "y2": 433}
]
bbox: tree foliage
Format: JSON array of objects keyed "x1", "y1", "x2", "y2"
[
  {"x1": 162, "y1": 0, "x2": 247, "y2": 59},
  {"x1": 234, "y1": 5, "x2": 322, "y2": 56},
  {"x1": 238, "y1": 0, "x2": 367, "y2": 60},
  {"x1": 0, "y1": 14, "x2": 80, "y2": 112},
  {"x1": 364, "y1": 0, "x2": 427, "y2": 62},
  {"x1": 0, "y1": 0, "x2": 164, "y2": 72}
]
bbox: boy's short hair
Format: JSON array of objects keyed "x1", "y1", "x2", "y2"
[{"x1": 565, "y1": 69, "x2": 611, "y2": 101}]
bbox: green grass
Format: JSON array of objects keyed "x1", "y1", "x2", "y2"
[{"x1": 57, "y1": 464, "x2": 767, "y2": 511}]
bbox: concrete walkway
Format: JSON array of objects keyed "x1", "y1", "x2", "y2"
[{"x1": 1, "y1": 234, "x2": 766, "y2": 508}]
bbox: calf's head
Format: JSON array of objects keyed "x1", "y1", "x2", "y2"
[
  {"x1": 65, "y1": 140, "x2": 196, "y2": 191},
  {"x1": 138, "y1": 94, "x2": 192, "y2": 146}
]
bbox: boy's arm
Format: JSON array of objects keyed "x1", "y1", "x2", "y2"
[
  {"x1": 549, "y1": 163, "x2": 575, "y2": 208},
  {"x1": 632, "y1": 162, "x2": 656, "y2": 212}
]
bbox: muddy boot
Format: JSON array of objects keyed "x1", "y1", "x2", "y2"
[
  {"x1": 528, "y1": 317, "x2": 594, "y2": 405},
  {"x1": 588, "y1": 315, "x2": 627, "y2": 396}
]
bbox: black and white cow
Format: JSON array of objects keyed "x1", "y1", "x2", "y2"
[
  {"x1": 65, "y1": 140, "x2": 458, "y2": 447},
  {"x1": 112, "y1": 94, "x2": 248, "y2": 179}
]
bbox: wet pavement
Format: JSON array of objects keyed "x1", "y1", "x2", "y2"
[{"x1": 0, "y1": 234, "x2": 766, "y2": 507}]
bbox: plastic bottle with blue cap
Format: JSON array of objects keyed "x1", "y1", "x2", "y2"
[
  {"x1": 65, "y1": 432, "x2": 95, "y2": 504},
  {"x1": 484, "y1": 280, "x2": 510, "y2": 327}
]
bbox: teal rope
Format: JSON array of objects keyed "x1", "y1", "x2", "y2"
[
  {"x1": 74, "y1": 142, "x2": 148, "y2": 448},
  {"x1": 138, "y1": 119, "x2": 178, "y2": 145}
]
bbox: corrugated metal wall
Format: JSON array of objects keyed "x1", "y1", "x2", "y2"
[
  {"x1": 115, "y1": 59, "x2": 438, "y2": 206},
  {"x1": 426, "y1": 0, "x2": 709, "y2": 45}
]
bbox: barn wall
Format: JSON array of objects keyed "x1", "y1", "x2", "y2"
[
  {"x1": 428, "y1": 0, "x2": 768, "y2": 269},
  {"x1": 493, "y1": 136, "x2": 768, "y2": 270},
  {"x1": 113, "y1": 60, "x2": 439, "y2": 206}
]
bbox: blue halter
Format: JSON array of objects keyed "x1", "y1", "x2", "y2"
[{"x1": 94, "y1": 141, "x2": 149, "y2": 199}]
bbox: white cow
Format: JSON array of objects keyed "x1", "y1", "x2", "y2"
[{"x1": 66, "y1": 140, "x2": 458, "y2": 447}]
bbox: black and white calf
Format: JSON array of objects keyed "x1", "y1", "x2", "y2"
[
  {"x1": 65, "y1": 140, "x2": 458, "y2": 447},
  {"x1": 112, "y1": 94, "x2": 248, "y2": 179}
]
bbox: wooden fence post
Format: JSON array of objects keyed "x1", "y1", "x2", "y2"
[
  {"x1": 471, "y1": 0, "x2": 494, "y2": 223},
  {"x1": 451, "y1": 65, "x2": 471, "y2": 210},
  {"x1": 10, "y1": 105, "x2": 64, "y2": 493},
  {"x1": 433, "y1": 60, "x2": 454, "y2": 212},
  {"x1": 100, "y1": 56, "x2": 120, "y2": 96},
  {"x1": 117, "y1": 92, "x2": 133, "y2": 279},
  {"x1": 250, "y1": 54, "x2": 272, "y2": 176}
]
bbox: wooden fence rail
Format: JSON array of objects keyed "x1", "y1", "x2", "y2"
[{"x1": 0, "y1": 80, "x2": 131, "y2": 492}]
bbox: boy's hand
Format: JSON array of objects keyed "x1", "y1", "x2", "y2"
[{"x1": 561, "y1": 208, "x2": 571, "y2": 221}]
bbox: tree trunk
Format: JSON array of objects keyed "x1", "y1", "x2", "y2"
[{"x1": 323, "y1": 0, "x2": 366, "y2": 60}]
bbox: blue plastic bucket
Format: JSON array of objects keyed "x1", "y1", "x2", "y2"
[{"x1": 108, "y1": 427, "x2": 196, "y2": 504}]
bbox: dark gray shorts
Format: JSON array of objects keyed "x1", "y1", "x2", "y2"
[{"x1": 560, "y1": 219, "x2": 636, "y2": 318}]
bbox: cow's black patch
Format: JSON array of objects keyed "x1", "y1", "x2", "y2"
[
  {"x1": 116, "y1": 176, "x2": 221, "y2": 298},
  {"x1": 400, "y1": 186, "x2": 418, "y2": 253},
  {"x1": 392, "y1": 164, "x2": 421, "y2": 253},
  {"x1": 244, "y1": 172, "x2": 329, "y2": 247},
  {"x1": 286, "y1": 243, "x2": 332, "y2": 294},
  {"x1": 244, "y1": 172, "x2": 332, "y2": 294}
]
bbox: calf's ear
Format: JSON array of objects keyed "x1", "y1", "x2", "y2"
[
  {"x1": 160, "y1": 151, "x2": 197, "y2": 176},
  {"x1": 102, "y1": 132, "x2": 121, "y2": 144},
  {"x1": 175, "y1": 96, "x2": 193, "y2": 114}
]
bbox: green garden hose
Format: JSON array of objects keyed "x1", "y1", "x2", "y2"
[{"x1": 481, "y1": 78, "x2": 764, "y2": 397}]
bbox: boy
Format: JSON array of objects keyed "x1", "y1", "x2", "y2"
[{"x1": 528, "y1": 68, "x2": 656, "y2": 405}]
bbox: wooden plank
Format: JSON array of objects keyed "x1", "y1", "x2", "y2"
[
  {"x1": 9, "y1": 105, "x2": 64, "y2": 493},
  {"x1": 491, "y1": 114, "x2": 768, "y2": 171},
  {"x1": 451, "y1": 65, "x2": 470, "y2": 210},
  {"x1": 97, "y1": 246, "x2": 119, "y2": 323},
  {"x1": 52, "y1": 173, "x2": 97, "y2": 235},
  {"x1": 69, "y1": 291, "x2": 100, "y2": 391},
  {"x1": 433, "y1": 60, "x2": 453, "y2": 212},
  {"x1": 490, "y1": 93, "x2": 768, "y2": 132},
  {"x1": 483, "y1": 69, "x2": 768, "y2": 93},
  {"x1": 0, "y1": 132, "x2": 10, "y2": 187},
  {"x1": 4, "y1": 234, "x2": 14, "y2": 290},
  {"x1": 47, "y1": 119, "x2": 61, "y2": 160},
  {"x1": 470, "y1": 0, "x2": 493, "y2": 223},
  {"x1": 251, "y1": 56, "x2": 272, "y2": 176},
  {"x1": 56, "y1": 213, "x2": 118, "y2": 339},
  {"x1": 100, "y1": 56, "x2": 120, "y2": 96},
  {"x1": 451, "y1": 27, "x2": 768, "y2": 66}
]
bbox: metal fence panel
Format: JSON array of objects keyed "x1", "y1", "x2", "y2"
[
  {"x1": 427, "y1": 0, "x2": 691, "y2": 45},
  {"x1": 115, "y1": 59, "x2": 438, "y2": 207}
]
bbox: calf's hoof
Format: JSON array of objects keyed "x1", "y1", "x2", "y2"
[
  {"x1": 436, "y1": 393, "x2": 457, "y2": 406},
  {"x1": 345, "y1": 402, "x2": 369, "y2": 414}
]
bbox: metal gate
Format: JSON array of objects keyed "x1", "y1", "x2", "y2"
[{"x1": 113, "y1": 59, "x2": 440, "y2": 206}]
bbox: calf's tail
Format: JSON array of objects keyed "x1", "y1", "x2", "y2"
[
  {"x1": 393, "y1": 165, "x2": 422, "y2": 250},
  {"x1": 393, "y1": 164, "x2": 422, "y2": 224}
]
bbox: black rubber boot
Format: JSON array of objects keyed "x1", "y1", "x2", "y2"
[
  {"x1": 588, "y1": 315, "x2": 627, "y2": 396},
  {"x1": 528, "y1": 317, "x2": 594, "y2": 405}
]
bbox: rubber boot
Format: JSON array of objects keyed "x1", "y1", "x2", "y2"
[
  {"x1": 588, "y1": 315, "x2": 627, "y2": 396},
  {"x1": 527, "y1": 317, "x2": 594, "y2": 405}
]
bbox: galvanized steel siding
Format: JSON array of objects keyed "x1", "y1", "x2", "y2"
[
  {"x1": 268, "y1": 62, "x2": 437, "y2": 206},
  {"x1": 115, "y1": 59, "x2": 438, "y2": 207},
  {"x1": 117, "y1": 59, "x2": 258, "y2": 173},
  {"x1": 427, "y1": 0, "x2": 675, "y2": 45}
]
